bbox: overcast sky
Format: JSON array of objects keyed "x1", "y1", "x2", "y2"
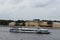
[{"x1": 0, "y1": 0, "x2": 60, "y2": 20}]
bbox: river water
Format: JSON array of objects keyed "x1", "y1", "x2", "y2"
[{"x1": 0, "y1": 27, "x2": 60, "y2": 40}]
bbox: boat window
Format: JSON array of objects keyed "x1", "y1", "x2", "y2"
[
  {"x1": 21, "y1": 30, "x2": 37, "y2": 31},
  {"x1": 10, "y1": 29, "x2": 19, "y2": 30}
]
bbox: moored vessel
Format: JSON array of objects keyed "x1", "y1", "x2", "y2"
[{"x1": 9, "y1": 27, "x2": 50, "y2": 34}]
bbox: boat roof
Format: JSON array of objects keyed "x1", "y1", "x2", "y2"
[
  {"x1": 18, "y1": 28, "x2": 37, "y2": 30},
  {"x1": 18, "y1": 28, "x2": 48, "y2": 30}
]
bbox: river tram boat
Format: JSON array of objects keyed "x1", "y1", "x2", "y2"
[{"x1": 9, "y1": 27, "x2": 50, "y2": 34}]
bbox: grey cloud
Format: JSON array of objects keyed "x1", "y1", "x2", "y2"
[
  {"x1": 34, "y1": 0, "x2": 55, "y2": 7},
  {"x1": 8, "y1": 0, "x2": 22, "y2": 4},
  {"x1": 0, "y1": 0, "x2": 6, "y2": 4},
  {"x1": 0, "y1": 0, "x2": 60, "y2": 20}
]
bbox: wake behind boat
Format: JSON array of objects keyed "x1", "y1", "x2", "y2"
[{"x1": 9, "y1": 27, "x2": 50, "y2": 34}]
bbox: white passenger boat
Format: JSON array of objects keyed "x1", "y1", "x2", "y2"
[{"x1": 9, "y1": 27, "x2": 50, "y2": 34}]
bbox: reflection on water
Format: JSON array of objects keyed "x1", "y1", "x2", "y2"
[{"x1": 0, "y1": 27, "x2": 60, "y2": 40}]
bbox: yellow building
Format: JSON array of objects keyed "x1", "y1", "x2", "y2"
[
  {"x1": 39, "y1": 22, "x2": 48, "y2": 27},
  {"x1": 9, "y1": 22, "x2": 16, "y2": 27},
  {"x1": 25, "y1": 21, "x2": 39, "y2": 27},
  {"x1": 52, "y1": 22, "x2": 60, "y2": 28},
  {"x1": 25, "y1": 21, "x2": 52, "y2": 27}
]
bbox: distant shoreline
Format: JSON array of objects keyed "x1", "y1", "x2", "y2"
[{"x1": 0, "y1": 25, "x2": 60, "y2": 29}]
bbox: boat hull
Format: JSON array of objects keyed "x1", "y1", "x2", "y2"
[{"x1": 9, "y1": 28, "x2": 50, "y2": 34}]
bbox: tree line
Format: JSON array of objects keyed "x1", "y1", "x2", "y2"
[
  {"x1": 0, "y1": 20, "x2": 26, "y2": 26},
  {"x1": 0, "y1": 19, "x2": 60, "y2": 26}
]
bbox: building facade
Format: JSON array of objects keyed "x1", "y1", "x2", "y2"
[
  {"x1": 52, "y1": 22, "x2": 60, "y2": 28},
  {"x1": 25, "y1": 21, "x2": 39, "y2": 27},
  {"x1": 9, "y1": 22, "x2": 16, "y2": 27}
]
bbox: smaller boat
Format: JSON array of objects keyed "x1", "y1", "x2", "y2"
[{"x1": 9, "y1": 27, "x2": 50, "y2": 34}]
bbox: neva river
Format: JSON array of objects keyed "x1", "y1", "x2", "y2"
[{"x1": 0, "y1": 26, "x2": 60, "y2": 40}]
